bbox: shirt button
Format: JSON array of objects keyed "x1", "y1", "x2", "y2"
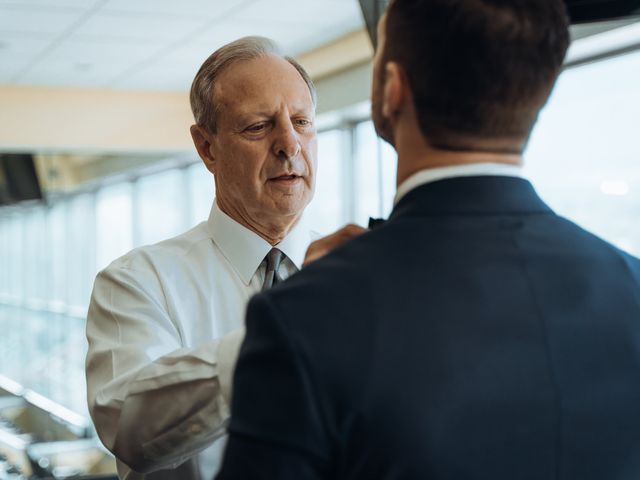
[{"x1": 188, "y1": 423, "x2": 203, "y2": 435}]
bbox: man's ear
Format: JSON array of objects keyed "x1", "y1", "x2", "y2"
[
  {"x1": 190, "y1": 125, "x2": 217, "y2": 174},
  {"x1": 382, "y1": 62, "x2": 407, "y2": 120}
]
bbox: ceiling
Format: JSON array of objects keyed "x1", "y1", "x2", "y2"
[{"x1": 0, "y1": 0, "x2": 365, "y2": 91}]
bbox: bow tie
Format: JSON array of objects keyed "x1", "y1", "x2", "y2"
[{"x1": 368, "y1": 217, "x2": 386, "y2": 229}]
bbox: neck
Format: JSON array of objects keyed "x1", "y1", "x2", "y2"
[
  {"x1": 396, "y1": 149, "x2": 523, "y2": 187},
  {"x1": 216, "y1": 197, "x2": 301, "y2": 246},
  {"x1": 394, "y1": 123, "x2": 523, "y2": 187}
]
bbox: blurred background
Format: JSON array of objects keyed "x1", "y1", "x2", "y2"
[{"x1": 0, "y1": 0, "x2": 639, "y2": 477}]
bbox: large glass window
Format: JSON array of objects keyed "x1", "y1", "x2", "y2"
[
  {"x1": 0, "y1": 218, "x2": 6, "y2": 302},
  {"x1": 0, "y1": 215, "x2": 15, "y2": 303},
  {"x1": 96, "y1": 183, "x2": 133, "y2": 272},
  {"x1": 47, "y1": 202, "x2": 67, "y2": 311},
  {"x1": 7, "y1": 213, "x2": 24, "y2": 303},
  {"x1": 525, "y1": 50, "x2": 640, "y2": 256},
  {"x1": 353, "y1": 121, "x2": 398, "y2": 226},
  {"x1": 379, "y1": 139, "x2": 398, "y2": 218},
  {"x1": 23, "y1": 207, "x2": 47, "y2": 307},
  {"x1": 136, "y1": 169, "x2": 187, "y2": 246},
  {"x1": 306, "y1": 129, "x2": 347, "y2": 234},
  {"x1": 187, "y1": 163, "x2": 216, "y2": 228},
  {"x1": 65, "y1": 193, "x2": 95, "y2": 315}
]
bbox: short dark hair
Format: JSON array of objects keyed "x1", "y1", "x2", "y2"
[{"x1": 384, "y1": 0, "x2": 570, "y2": 150}]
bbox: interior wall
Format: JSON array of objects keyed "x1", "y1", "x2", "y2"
[{"x1": 0, "y1": 86, "x2": 194, "y2": 153}]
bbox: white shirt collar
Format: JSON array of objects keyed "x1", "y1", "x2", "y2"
[
  {"x1": 207, "y1": 201, "x2": 309, "y2": 285},
  {"x1": 394, "y1": 163, "x2": 524, "y2": 205}
]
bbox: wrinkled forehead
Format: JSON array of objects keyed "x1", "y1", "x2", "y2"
[{"x1": 214, "y1": 55, "x2": 314, "y2": 117}]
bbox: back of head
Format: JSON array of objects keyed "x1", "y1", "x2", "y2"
[{"x1": 384, "y1": 0, "x2": 570, "y2": 151}]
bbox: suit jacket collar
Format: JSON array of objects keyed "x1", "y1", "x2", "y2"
[
  {"x1": 394, "y1": 163, "x2": 524, "y2": 206},
  {"x1": 389, "y1": 176, "x2": 552, "y2": 220}
]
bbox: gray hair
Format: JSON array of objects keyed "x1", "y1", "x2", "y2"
[{"x1": 189, "y1": 36, "x2": 317, "y2": 133}]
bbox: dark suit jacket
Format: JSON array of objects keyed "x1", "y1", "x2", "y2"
[{"x1": 217, "y1": 176, "x2": 640, "y2": 479}]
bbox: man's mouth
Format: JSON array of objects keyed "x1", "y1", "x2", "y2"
[{"x1": 268, "y1": 174, "x2": 302, "y2": 184}]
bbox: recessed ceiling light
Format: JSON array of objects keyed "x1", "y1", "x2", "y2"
[{"x1": 600, "y1": 180, "x2": 630, "y2": 196}]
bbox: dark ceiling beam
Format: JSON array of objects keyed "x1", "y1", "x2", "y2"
[
  {"x1": 566, "y1": 0, "x2": 640, "y2": 23},
  {"x1": 357, "y1": 0, "x2": 640, "y2": 49},
  {"x1": 357, "y1": 0, "x2": 388, "y2": 49}
]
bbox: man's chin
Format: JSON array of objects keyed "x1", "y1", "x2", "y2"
[{"x1": 265, "y1": 198, "x2": 308, "y2": 220}]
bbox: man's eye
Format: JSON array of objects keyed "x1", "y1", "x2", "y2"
[
  {"x1": 295, "y1": 118, "x2": 312, "y2": 127},
  {"x1": 246, "y1": 123, "x2": 266, "y2": 133}
]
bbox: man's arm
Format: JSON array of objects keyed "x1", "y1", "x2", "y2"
[
  {"x1": 216, "y1": 292, "x2": 333, "y2": 480},
  {"x1": 86, "y1": 264, "x2": 243, "y2": 474}
]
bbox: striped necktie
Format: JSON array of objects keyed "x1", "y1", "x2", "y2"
[{"x1": 262, "y1": 248, "x2": 286, "y2": 291}]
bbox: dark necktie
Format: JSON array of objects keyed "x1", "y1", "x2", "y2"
[{"x1": 262, "y1": 248, "x2": 285, "y2": 291}]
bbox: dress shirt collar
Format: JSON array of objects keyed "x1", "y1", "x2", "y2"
[
  {"x1": 394, "y1": 163, "x2": 524, "y2": 206},
  {"x1": 207, "y1": 200, "x2": 309, "y2": 285}
]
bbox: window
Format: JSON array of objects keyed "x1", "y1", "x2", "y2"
[
  {"x1": 525, "y1": 50, "x2": 640, "y2": 256},
  {"x1": 47, "y1": 202, "x2": 67, "y2": 311},
  {"x1": 96, "y1": 183, "x2": 133, "y2": 272},
  {"x1": 353, "y1": 121, "x2": 397, "y2": 226},
  {"x1": 0, "y1": 219, "x2": 6, "y2": 302},
  {"x1": 65, "y1": 193, "x2": 95, "y2": 314},
  {"x1": 135, "y1": 169, "x2": 187, "y2": 246},
  {"x1": 306, "y1": 122, "x2": 398, "y2": 233},
  {"x1": 306, "y1": 129, "x2": 347, "y2": 234},
  {"x1": 187, "y1": 162, "x2": 216, "y2": 228},
  {"x1": 7, "y1": 213, "x2": 24, "y2": 303},
  {"x1": 23, "y1": 207, "x2": 47, "y2": 307}
]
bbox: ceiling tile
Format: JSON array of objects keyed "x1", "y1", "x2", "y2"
[
  {"x1": 112, "y1": 62, "x2": 195, "y2": 91},
  {"x1": 280, "y1": 22, "x2": 360, "y2": 55},
  {"x1": 0, "y1": 30, "x2": 56, "y2": 42},
  {"x1": 0, "y1": 0, "x2": 99, "y2": 8},
  {"x1": 229, "y1": 0, "x2": 363, "y2": 26},
  {"x1": 101, "y1": 0, "x2": 251, "y2": 19},
  {"x1": 17, "y1": 59, "x2": 132, "y2": 88},
  {"x1": 72, "y1": 11, "x2": 204, "y2": 42},
  {"x1": 0, "y1": 5, "x2": 86, "y2": 35},
  {"x1": 46, "y1": 38, "x2": 166, "y2": 67},
  {"x1": 1, "y1": 0, "x2": 367, "y2": 91},
  {"x1": 155, "y1": 43, "x2": 216, "y2": 71},
  {"x1": 62, "y1": 33, "x2": 160, "y2": 46},
  {"x1": 0, "y1": 54, "x2": 33, "y2": 83},
  {"x1": 184, "y1": 19, "x2": 325, "y2": 59},
  {"x1": 0, "y1": 35, "x2": 53, "y2": 55},
  {"x1": 0, "y1": 35, "x2": 55, "y2": 83}
]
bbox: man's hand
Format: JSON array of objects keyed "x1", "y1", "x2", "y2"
[{"x1": 303, "y1": 224, "x2": 367, "y2": 266}]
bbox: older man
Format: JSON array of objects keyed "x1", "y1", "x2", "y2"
[
  {"x1": 86, "y1": 37, "x2": 325, "y2": 480},
  {"x1": 218, "y1": 0, "x2": 640, "y2": 478}
]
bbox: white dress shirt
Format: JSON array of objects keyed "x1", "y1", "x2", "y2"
[
  {"x1": 394, "y1": 162, "x2": 524, "y2": 205},
  {"x1": 86, "y1": 201, "x2": 314, "y2": 480}
]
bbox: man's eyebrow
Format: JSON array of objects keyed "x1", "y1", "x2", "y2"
[{"x1": 237, "y1": 110, "x2": 275, "y2": 121}]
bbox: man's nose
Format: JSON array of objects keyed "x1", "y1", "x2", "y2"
[{"x1": 272, "y1": 120, "x2": 301, "y2": 159}]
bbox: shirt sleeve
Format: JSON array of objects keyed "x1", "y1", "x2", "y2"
[
  {"x1": 86, "y1": 263, "x2": 244, "y2": 475},
  {"x1": 216, "y1": 292, "x2": 332, "y2": 480}
]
